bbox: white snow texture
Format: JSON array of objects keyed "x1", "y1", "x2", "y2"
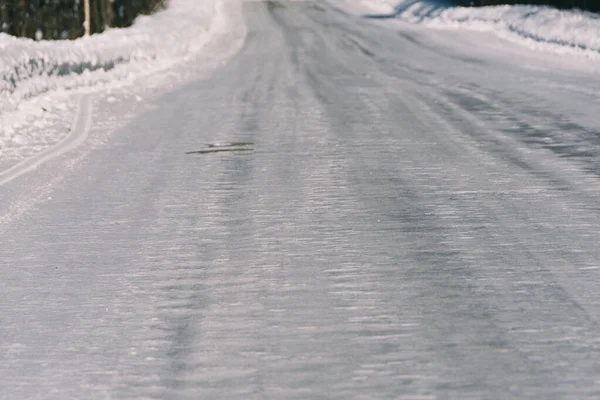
[
  {"x1": 1, "y1": 0, "x2": 598, "y2": 164},
  {"x1": 2, "y1": 0, "x2": 599, "y2": 115},
  {"x1": 339, "y1": 0, "x2": 600, "y2": 57},
  {"x1": 0, "y1": 0, "x2": 243, "y2": 165}
]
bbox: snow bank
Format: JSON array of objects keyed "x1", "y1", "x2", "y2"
[
  {"x1": 0, "y1": 0, "x2": 245, "y2": 169},
  {"x1": 339, "y1": 0, "x2": 600, "y2": 57},
  {"x1": 0, "y1": 0, "x2": 239, "y2": 113}
]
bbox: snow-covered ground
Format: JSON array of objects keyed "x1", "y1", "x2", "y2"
[
  {"x1": 2, "y1": 0, "x2": 599, "y2": 172},
  {"x1": 333, "y1": 0, "x2": 600, "y2": 58},
  {"x1": 0, "y1": 0, "x2": 245, "y2": 170},
  {"x1": 2, "y1": 2, "x2": 600, "y2": 398}
]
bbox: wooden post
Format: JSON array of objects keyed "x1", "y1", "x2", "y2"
[{"x1": 84, "y1": 0, "x2": 91, "y2": 36}]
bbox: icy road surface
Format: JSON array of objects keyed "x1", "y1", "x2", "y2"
[{"x1": 2, "y1": 1, "x2": 600, "y2": 399}]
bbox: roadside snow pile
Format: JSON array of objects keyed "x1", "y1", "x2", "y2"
[
  {"x1": 0, "y1": 0, "x2": 240, "y2": 114},
  {"x1": 0, "y1": 0, "x2": 244, "y2": 170},
  {"x1": 343, "y1": 0, "x2": 600, "y2": 56}
]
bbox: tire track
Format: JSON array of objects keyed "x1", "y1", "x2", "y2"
[{"x1": 0, "y1": 95, "x2": 93, "y2": 187}]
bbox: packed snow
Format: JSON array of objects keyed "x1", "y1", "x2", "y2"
[
  {"x1": 0, "y1": 0, "x2": 245, "y2": 169},
  {"x1": 2, "y1": 0, "x2": 599, "y2": 170},
  {"x1": 2, "y1": 2, "x2": 600, "y2": 398},
  {"x1": 334, "y1": 0, "x2": 600, "y2": 57}
]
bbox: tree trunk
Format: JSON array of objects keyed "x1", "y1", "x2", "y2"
[
  {"x1": 84, "y1": 0, "x2": 91, "y2": 35},
  {"x1": 18, "y1": 0, "x2": 27, "y2": 37},
  {"x1": 105, "y1": 0, "x2": 114, "y2": 29}
]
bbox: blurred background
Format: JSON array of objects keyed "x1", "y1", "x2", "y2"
[{"x1": 0, "y1": 0, "x2": 165, "y2": 40}]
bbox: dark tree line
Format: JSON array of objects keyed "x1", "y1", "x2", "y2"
[
  {"x1": 0, "y1": 0, "x2": 165, "y2": 40},
  {"x1": 455, "y1": 0, "x2": 599, "y2": 13}
]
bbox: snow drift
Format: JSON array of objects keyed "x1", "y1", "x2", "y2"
[
  {"x1": 0, "y1": 0, "x2": 241, "y2": 114},
  {"x1": 0, "y1": 0, "x2": 245, "y2": 168},
  {"x1": 345, "y1": 0, "x2": 600, "y2": 57}
]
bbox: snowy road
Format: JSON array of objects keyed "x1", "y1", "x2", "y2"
[{"x1": 2, "y1": 1, "x2": 600, "y2": 399}]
